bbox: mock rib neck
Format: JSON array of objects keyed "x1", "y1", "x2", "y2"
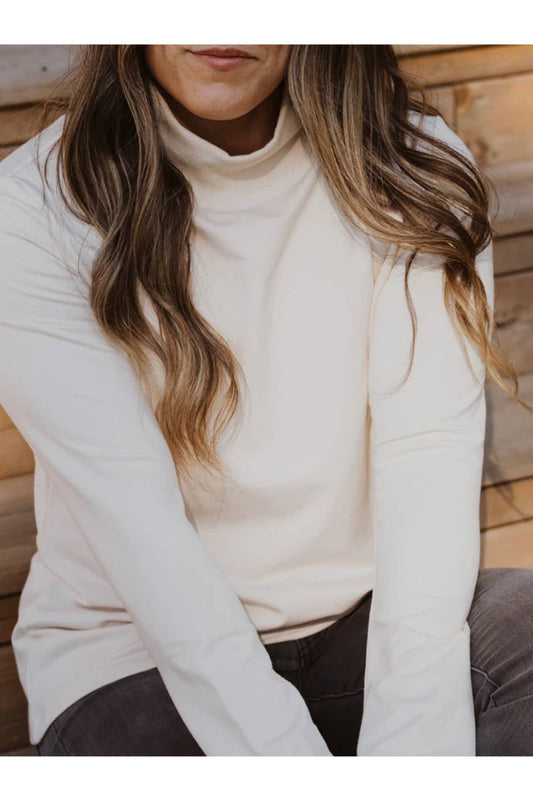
[{"x1": 150, "y1": 79, "x2": 307, "y2": 211}]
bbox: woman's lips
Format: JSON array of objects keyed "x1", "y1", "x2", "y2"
[{"x1": 187, "y1": 49, "x2": 255, "y2": 72}]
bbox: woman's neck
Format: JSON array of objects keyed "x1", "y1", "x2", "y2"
[{"x1": 157, "y1": 81, "x2": 285, "y2": 157}]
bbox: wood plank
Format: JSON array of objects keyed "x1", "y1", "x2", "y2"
[
  {"x1": 395, "y1": 45, "x2": 470, "y2": 57},
  {"x1": 457, "y1": 73, "x2": 533, "y2": 168},
  {"x1": 0, "y1": 145, "x2": 17, "y2": 162},
  {"x1": 495, "y1": 267, "x2": 533, "y2": 326},
  {"x1": 425, "y1": 86, "x2": 455, "y2": 128},
  {"x1": 0, "y1": 644, "x2": 29, "y2": 754},
  {"x1": 0, "y1": 510, "x2": 37, "y2": 597},
  {"x1": 495, "y1": 326, "x2": 533, "y2": 380},
  {"x1": 0, "y1": 104, "x2": 45, "y2": 147},
  {"x1": 494, "y1": 231, "x2": 533, "y2": 275},
  {"x1": 481, "y1": 517, "x2": 533, "y2": 568},
  {"x1": 0, "y1": 595, "x2": 20, "y2": 646},
  {"x1": 400, "y1": 45, "x2": 533, "y2": 88},
  {"x1": 0, "y1": 473, "x2": 34, "y2": 518},
  {"x1": 0, "y1": 45, "x2": 73, "y2": 106},
  {"x1": 0, "y1": 745, "x2": 37, "y2": 755},
  {"x1": 493, "y1": 268, "x2": 533, "y2": 375},
  {"x1": 0, "y1": 617, "x2": 17, "y2": 648},
  {"x1": 483, "y1": 372, "x2": 533, "y2": 487},
  {"x1": 0, "y1": 428, "x2": 34, "y2": 480},
  {"x1": 481, "y1": 475, "x2": 533, "y2": 531},
  {"x1": 0, "y1": 406, "x2": 15, "y2": 433},
  {"x1": 486, "y1": 160, "x2": 533, "y2": 237}
]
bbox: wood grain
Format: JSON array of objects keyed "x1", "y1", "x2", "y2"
[
  {"x1": 0, "y1": 406, "x2": 14, "y2": 433},
  {"x1": 0, "y1": 45, "x2": 73, "y2": 106},
  {"x1": 493, "y1": 268, "x2": 533, "y2": 375},
  {"x1": 0, "y1": 510, "x2": 36, "y2": 597},
  {"x1": 0, "y1": 428, "x2": 34, "y2": 480},
  {"x1": 457, "y1": 73, "x2": 533, "y2": 167},
  {"x1": 395, "y1": 45, "x2": 469, "y2": 57},
  {"x1": 483, "y1": 373, "x2": 533, "y2": 487},
  {"x1": 0, "y1": 745, "x2": 37, "y2": 756},
  {"x1": 0, "y1": 473, "x2": 34, "y2": 518},
  {"x1": 0, "y1": 595, "x2": 19, "y2": 646},
  {"x1": 400, "y1": 45, "x2": 533, "y2": 88},
  {"x1": 426, "y1": 86, "x2": 455, "y2": 127},
  {"x1": 0, "y1": 644, "x2": 29, "y2": 753},
  {"x1": 494, "y1": 232, "x2": 533, "y2": 276},
  {"x1": 495, "y1": 268, "x2": 533, "y2": 328},
  {"x1": 481, "y1": 517, "x2": 533, "y2": 568},
  {"x1": 0, "y1": 145, "x2": 17, "y2": 162},
  {"x1": 487, "y1": 160, "x2": 533, "y2": 237},
  {"x1": 0, "y1": 104, "x2": 45, "y2": 146},
  {"x1": 481, "y1": 475, "x2": 533, "y2": 532}
]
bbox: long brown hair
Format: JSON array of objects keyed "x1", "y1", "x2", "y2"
[{"x1": 37, "y1": 45, "x2": 531, "y2": 484}]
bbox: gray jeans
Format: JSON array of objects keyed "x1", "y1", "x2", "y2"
[{"x1": 37, "y1": 567, "x2": 533, "y2": 756}]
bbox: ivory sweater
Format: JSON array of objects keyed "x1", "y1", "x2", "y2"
[{"x1": 0, "y1": 82, "x2": 493, "y2": 755}]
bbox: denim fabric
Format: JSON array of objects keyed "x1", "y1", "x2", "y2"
[{"x1": 37, "y1": 567, "x2": 533, "y2": 756}]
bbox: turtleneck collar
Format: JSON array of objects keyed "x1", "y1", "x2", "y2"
[{"x1": 150, "y1": 80, "x2": 307, "y2": 212}]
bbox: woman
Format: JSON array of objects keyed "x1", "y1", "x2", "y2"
[{"x1": 0, "y1": 44, "x2": 532, "y2": 757}]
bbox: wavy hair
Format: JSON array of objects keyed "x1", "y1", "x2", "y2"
[{"x1": 37, "y1": 45, "x2": 531, "y2": 484}]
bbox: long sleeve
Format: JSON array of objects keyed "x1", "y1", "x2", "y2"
[
  {"x1": 357, "y1": 215, "x2": 494, "y2": 754},
  {"x1": 0, "y1": 172, "x2": 332, "y2": 757}
]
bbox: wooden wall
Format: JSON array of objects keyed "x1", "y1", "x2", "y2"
[
  {"x1": 0, "y1": 44, "x2": 532, "y2": 754},
  {"x1": 395, "y1": 46, "x2": 533, "y2": 566}
]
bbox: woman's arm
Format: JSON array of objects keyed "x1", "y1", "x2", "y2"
[
  {"x1": 357, "y1": 143, "x2": 494, "y2": 753},
  {"x1": 0, "y1": 172, "x2": 332, "y2": 756}
]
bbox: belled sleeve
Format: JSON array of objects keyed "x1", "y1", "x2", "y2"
[
  {"x1": 0, "y1": 171, "x2": 332, "y2": 757},
  {"x1": 357, "y1": 119, "x2": 494, "y2": 756}
]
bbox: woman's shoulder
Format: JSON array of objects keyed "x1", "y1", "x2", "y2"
[
  {"x1": 0, "y1": 114, "x2": 78, "y2": 236},
  {"x1": 0, "y1": 112, "x2": 65, "y2": 181},
  {"x1": 0, "y1": 116, "x2": 64, "y2": 236},
  {"x1": 0, "y1": 113, "x2": 98, "y2": 287}
]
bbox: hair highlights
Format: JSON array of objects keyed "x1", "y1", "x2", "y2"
[{"x1": 38, "y1": 45, "x2": 531, "y2": 484}]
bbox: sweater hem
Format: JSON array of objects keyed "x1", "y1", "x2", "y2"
[
  {"x1": 258, "y1": 608, "x2": 360, "y2": 645},
  {"x1": 28, "y1": 614, "x2": 351, "y2": 743}
]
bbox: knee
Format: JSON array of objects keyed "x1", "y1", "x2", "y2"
[
  {"x1": 468, "y1": 568, "x2": 533, "y2": 722},
  {"x1": 468, "y1": 567, "x2": 533, "y2": 652}
]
